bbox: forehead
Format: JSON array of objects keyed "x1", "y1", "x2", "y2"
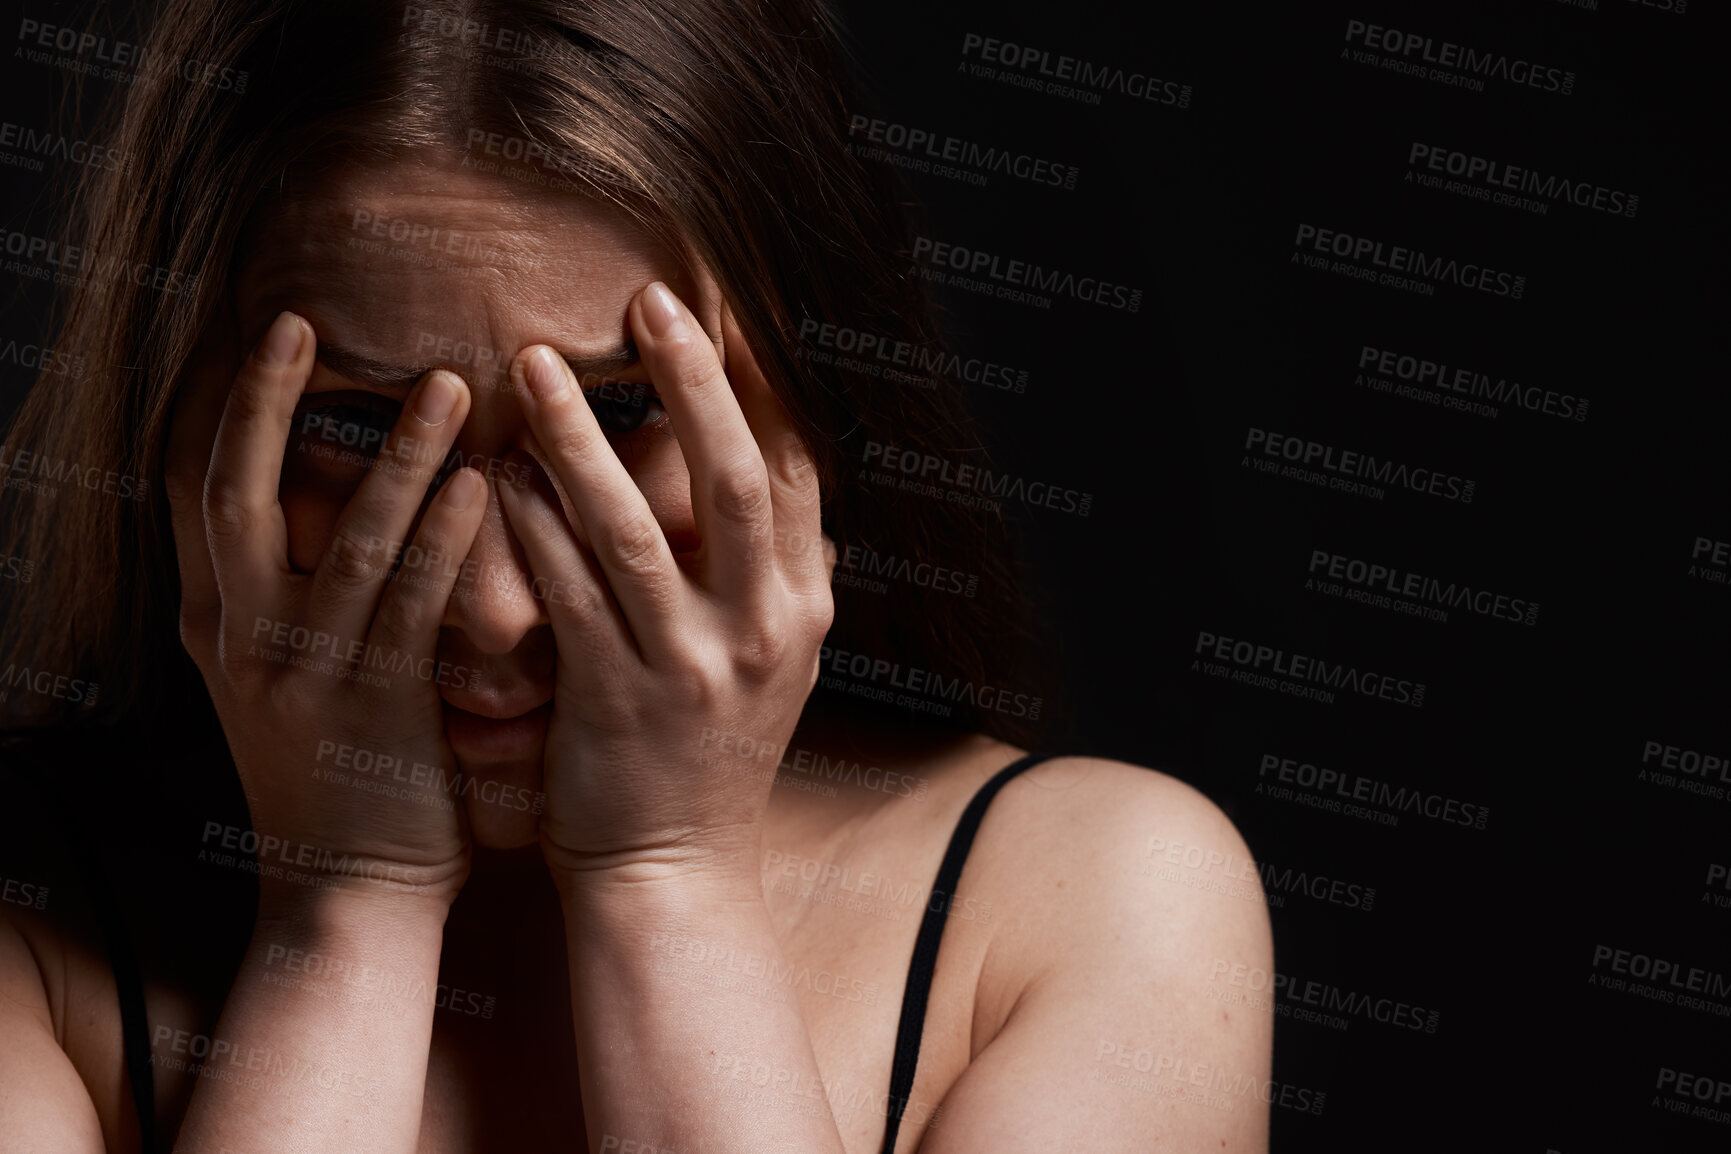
[{"x1": 235, "y1": 154, "x2": 684, "y2": 360}]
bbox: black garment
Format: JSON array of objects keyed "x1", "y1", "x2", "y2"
[{"x1": 878, "y1": 752, "x2": 1056, "y2": 1154}]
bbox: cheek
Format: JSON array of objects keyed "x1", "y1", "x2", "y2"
[{"x1": 619, "y1": 435, "x2": 697, "y2": 552}]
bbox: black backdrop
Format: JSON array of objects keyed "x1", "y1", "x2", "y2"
[{"x1": 2, "y1": 0, "x2": 1726, "y2": 1150}]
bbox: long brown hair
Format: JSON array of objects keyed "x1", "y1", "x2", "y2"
[{"x1": 0, "y1": 0, "x2": 1043, "y2": 746}]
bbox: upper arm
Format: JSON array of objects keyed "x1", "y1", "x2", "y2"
[
  {"x1": 918, "y1": 761, "x2": 1274, "y2": 1153},
  {"x1": 0, "y1": 911, "x2": 109, "y2": 1154}
]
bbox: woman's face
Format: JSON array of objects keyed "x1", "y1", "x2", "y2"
[{"x1": 204, "y1": 153, "x2": 723, "y2": 849}]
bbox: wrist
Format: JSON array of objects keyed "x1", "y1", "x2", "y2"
[
  {"x1": 256, "y1": 865, "x2": 462, "y2": 930},
  {"x1": 543, "y1": 828, "x2": 765, "y2": 918}
]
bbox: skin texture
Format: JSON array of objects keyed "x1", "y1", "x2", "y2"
[{"x1": 0, "y1": 153, "x2": 1275, "y2": 1153}]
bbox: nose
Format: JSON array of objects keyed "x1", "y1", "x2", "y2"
[{"x1": 438, "y1": 375, "x2": 550, "y2": 653}]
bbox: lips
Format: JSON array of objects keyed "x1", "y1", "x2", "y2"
[{"x1": 441, "y1": 687, "x2": 553, "y2": 762}]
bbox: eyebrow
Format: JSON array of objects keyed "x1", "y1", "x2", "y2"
[{"x1": 315, "y1": 341, "x2": 641, "y2": 394}]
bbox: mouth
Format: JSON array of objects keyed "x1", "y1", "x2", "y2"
[{"x1": 441, "y1": 696, "x2": 553, "y2": 761}]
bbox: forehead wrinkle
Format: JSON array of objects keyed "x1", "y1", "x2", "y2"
[{"x1": 237, "y1": 162, "x2": 684, "y2": 377}]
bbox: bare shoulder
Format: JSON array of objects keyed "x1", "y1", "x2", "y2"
[
  {"x1": 964, "y1": 754, "x2": 1274, "y2": 1047},
  {"x1": 912, "y1": 755, "x2": 1274, "y2": 1152},
  {"x1": 0, "y1": 832, "x2": 130, "y2": 1153},
  {"x1": 975, "y1": 753, "x2": 1264, "y2": 910}
]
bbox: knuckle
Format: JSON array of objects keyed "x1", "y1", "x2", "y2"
[
  {"x1": 710, "y1": 462, "x2": 772, "y2": 527},
  {"x1": 202, "y1": 488, "x2": 253, "y2": 545},
  {"x1": 597, "y1": 515, "x2": 666, "y2": 575},
  {"x1": 322, "y1": 530, "x2": 386, "y2": 589},
  {"x1": 731, "y1": 619, "x2": 789, "y2": 681},
  {"x1": 661, "y1": 653, "x2": 720, "y2": 708},
  {"x1": 769, "y1": 448, "x2": 819, "y2": 495}
]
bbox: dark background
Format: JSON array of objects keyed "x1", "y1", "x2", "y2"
[{"x1": 3, "y1": 0, "x2": 1725, "y2": 1149}]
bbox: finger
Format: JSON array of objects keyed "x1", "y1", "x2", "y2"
[
  {"x1": 165, "y1": 302, "x2": 243, "y2": 663},
  {"x1": 510, "y1": 344, "x2": 683, "y2": 650},
  {"x1": 495, "y1": 450, "x2": 635, "y2": 662},
  {"x1": 305, "y1": 369, "x2": 472, "y2": 642},
  {"x1": 366, "y1": 467, "x2": 488, "y2": 665},
  {"x1": 632, "y1": 281, "x2": 776, "y2": 604},
  {"x1": 719, "y1": 299, "x2": 827, "y2": 589},
  {"x1": 202, "y1": 310, "x2": 309, "y2": 604}
]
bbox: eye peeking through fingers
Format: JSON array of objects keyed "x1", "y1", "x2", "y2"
[
  {"x1": 582, "y1": 376, "x2": 670, "y2": 441},
  {"x1": 287, "y1": 392, "x2": 403, "y2": 476}
]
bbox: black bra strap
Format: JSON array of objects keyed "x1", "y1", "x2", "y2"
[{"x1": 879, "y1": 752, "x2": 1056, "y2": 1154}]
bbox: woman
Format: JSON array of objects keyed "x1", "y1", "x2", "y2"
[{"x1": 0, "y1": 1, "x2": 1273, "y2": 1150}]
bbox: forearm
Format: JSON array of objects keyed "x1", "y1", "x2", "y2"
[
  {"x1": 557, "y1": 866, "x2": 849, "y2": 1154},
  {"x1": 172, "y1": 886, "x2": 451, "y2": 1154}
]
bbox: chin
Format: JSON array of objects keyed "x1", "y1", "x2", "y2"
[
  {"x1": 465, "y1": 791, "x2": 543, "y2": 850},
  {"x1": 445, "y1": 704, "x2": 550, "y2": 849}
]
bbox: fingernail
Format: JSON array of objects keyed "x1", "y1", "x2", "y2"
[
  {"x1": 441, "y1": 468, "x2": 483, "y2": 511},
  {"x1": 641, "y1": 282, "x2": 686, "y2": 339},
  {"x1": 525, "y1": 346, "x2": 569, "y2": 401},
  {"x1": 415, "y1": 371, "x2": 461, "y2": 426},
  {"x1": 259, "y1": 311, "x2": 305, "y2": 365}
]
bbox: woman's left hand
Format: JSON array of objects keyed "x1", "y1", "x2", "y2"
[{"x1": 498, "y1": 282, "x2": 835, "y2": 890}]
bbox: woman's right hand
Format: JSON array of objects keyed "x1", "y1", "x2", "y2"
[{"x1": 165, "y1": 310, "x2": 487, "y2": 911}]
